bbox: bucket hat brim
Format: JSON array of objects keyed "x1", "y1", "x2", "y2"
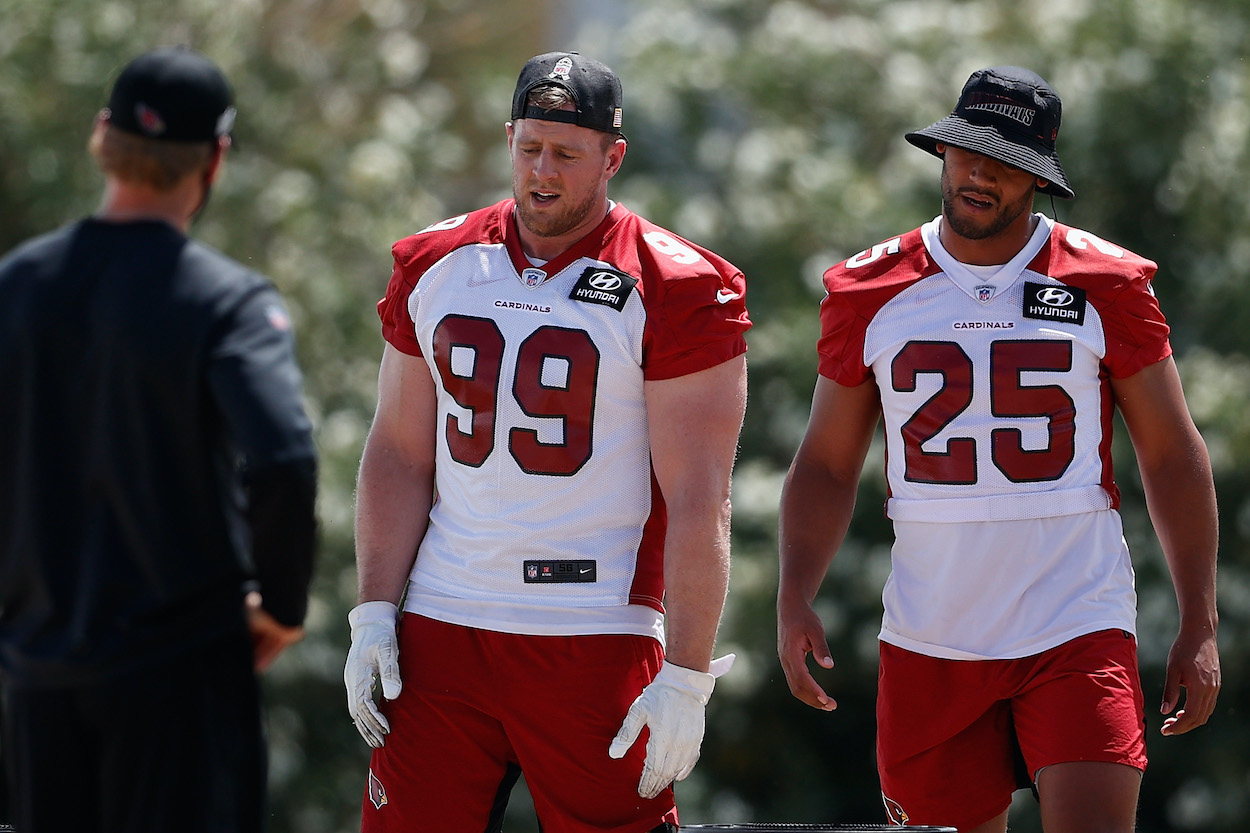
[{"x1": 907, "y1": 117, "x2": 1074, "y2": 200}]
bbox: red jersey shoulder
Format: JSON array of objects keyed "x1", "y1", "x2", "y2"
[
  {"x1": 824, "y1": 228, "x2": 935, "y2": 290},
  {"x1": 379, "y1": 201, "x2": 512, "y2": 356},
  {"x1": 596, "y1": 207, "x2": 749, "y2": 380},
  {"x1": 600, "y1": 208, "x2": 743, "y2": 286},
  {"x1": 822, "y1": 227, "x2": 938, "y2": 313},
  {"x1": 1029, "y1": 223, "x2": 1158, "y2": 298},
  {"x1": 597, "y1": 207, "x2": 747, "y2": 319},
  {"x1": 391, "y1": 200, "x2": 510, "y2": 276}
]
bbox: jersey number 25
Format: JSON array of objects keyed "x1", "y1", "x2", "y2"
[{"x1": 894, "y1": 339, "x2": 1076, "y2": 485}]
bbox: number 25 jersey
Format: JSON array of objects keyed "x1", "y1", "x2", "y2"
[
  {"x1": 819, "y1": 215, "x2": 1170, "y2": 658},
  {"x1": 378, "y1": 200, "x2": 749, "y2": 634}
]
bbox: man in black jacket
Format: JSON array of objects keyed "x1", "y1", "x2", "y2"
[{"x1": 0, "y1": 46, "x2": 318, "y2": 833}]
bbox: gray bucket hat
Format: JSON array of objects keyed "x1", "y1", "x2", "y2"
[{"x1": 906, "y1": 66, "x2": 1074, "y2": 199}]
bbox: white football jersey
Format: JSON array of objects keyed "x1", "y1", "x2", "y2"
[
  {"x1": 378, "y1": 200, "x2": 749, "y2": 636},
  {"x1": 819, "y1": 214, "x2": 1169, "y2": 658}
]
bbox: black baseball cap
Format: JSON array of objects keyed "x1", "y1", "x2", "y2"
[
  {"x1": 106, "y1": 46, "x2": 236, "y2": 143},
  {"x1": 906, "y1": 66, "x2": 1074, "y2": 199},
  {"x1": 510, "y1": 51, "x2": 624, "y2": 136}
]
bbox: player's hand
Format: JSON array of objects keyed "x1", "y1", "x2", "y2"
[
  {"x1": 245, "y1": 591, "x2": 304, "y2": 672},
  {"x1": 344, "y1": 601, "x2": 402, "y2": 748},
  {"x1": 609, "y1": 660, "x2": 718, "y2": 799},
  {"x1": 777, "y1": 593, "x2": 837, "y2": 711},
  {"x1": 1160, "y1": 626, "x2": 1220, "y2": 736}
]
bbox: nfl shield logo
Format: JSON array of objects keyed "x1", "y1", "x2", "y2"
[
  {"x1": 527, "y1": 564, "x2": 538, "y2": 579},
  {"x1": 975, "y1": 284, "x2": 995, "y2": 303},
  {"x1": 523, "y1": 268, "x2": 545, "y2": 287}
]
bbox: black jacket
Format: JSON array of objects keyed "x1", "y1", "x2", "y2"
[{"x1": 0, "y1": 219, "x2": 317, "y2": 687}]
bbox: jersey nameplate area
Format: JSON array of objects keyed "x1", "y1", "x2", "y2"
[
  {"x1": 570, "y1": 267, "x2": 637, "y2": 311},
  {"x1": 1023, "y1": 282, "x2": 1086, "y2": 326},
  {"x1": 524, "y1": 560, "x2": 597, "y2": 583}
]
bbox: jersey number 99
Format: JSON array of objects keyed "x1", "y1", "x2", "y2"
[{"x1": 432, "y1": 314, "x2": 601, "y2": 477}]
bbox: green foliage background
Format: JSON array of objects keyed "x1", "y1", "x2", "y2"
[{"x1": 1, "y1": 0, "x2": 1247, "y2": 830}]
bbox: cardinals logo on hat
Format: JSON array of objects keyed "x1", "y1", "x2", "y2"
[{"x1": 135, "y1": 103, "x2": 167, "y2": 137}]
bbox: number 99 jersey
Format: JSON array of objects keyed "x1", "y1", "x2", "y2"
[
  {"x1": 818, "y1": 215, "x2": 1169, "y2": 658},
  {"x1": 378, "y1": 201, "x2": 749, "y2": 630}
]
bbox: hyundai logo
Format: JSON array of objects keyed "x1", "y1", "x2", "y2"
[
  {"x1": 588, "y1": 271, "x2": 623, "y2": 291},
  {"x1": 1036, "y1": 287, "x2": 1075, "y2": 307}
]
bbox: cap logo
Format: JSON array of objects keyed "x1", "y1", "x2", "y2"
[
  {"x1": 134, "y1": 102, "x2": 167, "y2": 136},
  {"x1": 964, "y1": 93, "x2": 1035, "y2": 127},
  {"x1": 549, "y1": 56, "x2": 574, "y2": 80}
]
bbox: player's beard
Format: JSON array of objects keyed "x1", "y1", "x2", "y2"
[
  {"x1": 940, "y1": 168, "x2": 1035, "y2": 241},
  {"x1": 513, "y1": 182, "x2": 602, "y2": 240}
]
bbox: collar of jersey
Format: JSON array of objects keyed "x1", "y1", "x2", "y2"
[
  {"x1": 921, "y1": 212, "x2": 1053, "y2": 302},
  {"x1": 503, "y1": 200, "x2": 626, "y2": 286}
]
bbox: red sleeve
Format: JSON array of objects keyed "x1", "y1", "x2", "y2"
[
  {"x1": 623, "y1": 220, "x2": 750, "y2": 381},
  {"x1": 817, "y1": 283, "x2": 873, "y2": 385},
  {"x1": 817, "y1": 229, "x2": 935, "y2": 385},
  {"x1": 1096, "y1": 279, "x2": 1171, "y2": 378},
  {"x1": 1030, "y1": 224, "x2": 1171, "y2": 378},
  {"x1": 376, "y1": 205, "x2": 506, "y2": 357},
  {"x1": 377, "y1": 252, "x2": 422, "y2": 357},
  {"x1": 642, "y1": 265, "x2": 749, "y2": 381}
]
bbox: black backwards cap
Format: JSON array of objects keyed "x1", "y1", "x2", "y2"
[
  {"x1": 906, "y1": 66, "x2": 1074, "y2": 199},
  {"x1": 511, "y1": 51, "x2": 624, "y2": 136},
  {"x1": 106, "y1": 46, "x2": 236, "y2": 143}
]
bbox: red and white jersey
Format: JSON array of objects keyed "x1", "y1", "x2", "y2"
[
  {"x1": 378, "y1": 200, "x2": 749, "y2": 637},
  {"x1": 819, "y1": 214, "x2": 1169, "y2": 658}
]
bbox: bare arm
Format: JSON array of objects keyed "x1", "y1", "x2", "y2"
[
  {"x1": 645, "y1": 353, "x2": 748, "y2": 672},
  {"x1": 1112, "y1": 356, "x2": 1220, "y2": 735},
  {"x1": 777, "y1": 375, "x2": 880, "y2": 710},
  {"x1": 354, "y1": 344, "x2": 439, "y2": 605}
]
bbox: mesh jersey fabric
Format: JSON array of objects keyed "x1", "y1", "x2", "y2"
[
  {"x1": 378, "y1": 200, "x2": 749, "y2": 634},
  {"x1": 816, "y1": 214, "x2": 1167, "y2": 658}
]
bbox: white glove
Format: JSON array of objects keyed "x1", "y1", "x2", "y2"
[
  {"x1": 344, "y1": 601, "x2": 402, "y2": 748},
  {"x1": 609, "y1": 656, "x2": 733, "y2": 799}
]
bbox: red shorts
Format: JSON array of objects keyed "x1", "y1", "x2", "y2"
[
  {"x1": 876, "y1": 629, "x2": 1147, "y2": 831},
  {"x1": 361, "y1": 614, "x2": 679, "y2": 833}
]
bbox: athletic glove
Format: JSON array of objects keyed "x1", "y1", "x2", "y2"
[
  {"x1": 344, "y1": 601, "x2": 402, "y2": 748},
  {"x1": 609, "y1": 655, "x2": 734, "y2": 799}
]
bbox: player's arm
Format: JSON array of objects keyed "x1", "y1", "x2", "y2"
[
  {"x1": 609, "y1": 353, "x2": 747, "y2": 799},
  {"x1": 1112, "y1": 356, "x2": 1220, "y2": 735},
  {"x1": 208, "y1": 288, "x2": 318, "y2": 667},
  {"x1": 777, "y1": 375, "x2": 880, "y2": 711},
  {"x1": 647, "y1": 352, "x2": 748, "y2": 672},
  {"x1": 345, "y1": 343, "x2": 438, "y2": 747},
  {"x1": 354, "y1": 343, "x2": 439, "y2": 605}
]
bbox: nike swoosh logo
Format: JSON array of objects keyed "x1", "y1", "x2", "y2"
[
  {"x1": 579, "y1": 568, "x2": 592, "y2": 574},
  {"x1": 465, "y1": 272, "x2": 509, "y2": 288},
  {"x1": 716, "y1": 288, "x2": 739, "y2": 304}
]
